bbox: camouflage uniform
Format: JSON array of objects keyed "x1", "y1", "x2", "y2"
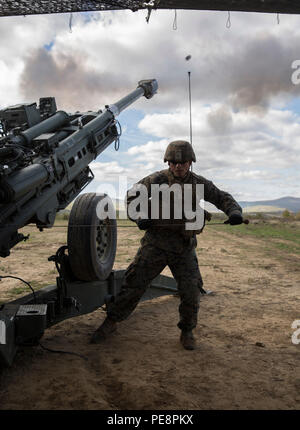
[{"x1": 107, "y1": 168, "x2": 242, "y2": 331}]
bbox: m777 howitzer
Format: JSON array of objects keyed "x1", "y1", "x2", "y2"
[
  {"x1": 0, "y1": 80, "x2": 178, "y2": 366},
  {"x1": 0, "y1": 79, "x2": 157, "y2": 262}
]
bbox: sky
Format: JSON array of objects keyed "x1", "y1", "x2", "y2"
[{"x1": 1, "y1": 8, "x2": 300, "y2": 204}]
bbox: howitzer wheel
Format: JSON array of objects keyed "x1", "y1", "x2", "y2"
[{"x1": 67, "y1": 193, "x2": 117, "y2": 281}]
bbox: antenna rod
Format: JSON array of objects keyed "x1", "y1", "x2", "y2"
[
  {"x1": 188, "y1": 71, "x2": 193, "y2": 172},
  {"x1": 188, "y1": 71, "x2": 192, "y2": 146}
]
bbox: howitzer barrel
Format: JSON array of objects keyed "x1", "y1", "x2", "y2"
[
  {"x1": 0, "y1": 80, "x2": 158, "y2": 204},
  {"x1": 107, "y1": 80, "x2": 158, "y2": 116},
  {"x1": 110, "y1": 87, "x2": 144, "y2": 116},
  {"x1": 56, "y1": 79, "x2": 158, "y2": 161}
]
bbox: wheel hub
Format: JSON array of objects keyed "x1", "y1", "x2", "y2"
[{"x1": 96, "y1": 220, "x2": 108, "y2": 261}]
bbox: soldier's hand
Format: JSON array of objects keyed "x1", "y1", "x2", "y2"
[
  {"x1": 225, "y1": 212, "x2": 243, "y2": 225},
  {"x1": 137, "y1": 219, "x2": 153, "y2": 230}
]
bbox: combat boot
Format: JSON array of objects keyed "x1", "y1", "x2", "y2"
[
  {"x1": 180, "y1": 330, "x2": 196, "y2": 350},
  {"x1": 90, "y1": 317, "x2": 117, "y2": 344}
]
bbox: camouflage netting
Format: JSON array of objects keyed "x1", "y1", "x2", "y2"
[{"x1": 0, "y1": 1, "x2": 300, "y2": 17}]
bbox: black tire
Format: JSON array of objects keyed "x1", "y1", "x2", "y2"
[{"x1": 67, "y1": 193, "x2": 117, "y2": 281}]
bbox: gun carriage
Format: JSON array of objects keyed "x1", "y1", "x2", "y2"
[{"x1": 0, "y1": 80, "x2": 178, "y2": 366}]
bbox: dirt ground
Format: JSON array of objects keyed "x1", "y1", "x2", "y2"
[{"x1": 0, "y1": 221, "x2": 300, "y2": 410}]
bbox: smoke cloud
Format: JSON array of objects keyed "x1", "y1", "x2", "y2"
[
  {"x1": 18, "y1": 13, "x2": 300, "y2": 116},
  {"x1": 15, "y1": 11, "x2": 300, "y2": 160},
  {"x1": 19, "y1": 48, "x2": 133, "y2": 112}
]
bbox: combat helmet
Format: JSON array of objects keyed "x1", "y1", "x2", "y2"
[{"x1": 164, "y1": 140, "x2": 196, "y2": 163}]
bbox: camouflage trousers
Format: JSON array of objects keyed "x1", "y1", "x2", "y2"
[{"x1": 107, "y1": 241, "x2": 203, "y2": 331}]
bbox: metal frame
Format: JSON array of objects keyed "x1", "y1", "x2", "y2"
[
  {"x1": 0, "y1": 267, "x2": 177, "y2": 366},
  {"x1": 0, "y1": 1, "x2": 300, "y2": 17}
]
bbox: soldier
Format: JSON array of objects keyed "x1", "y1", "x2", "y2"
[{"x1": 90, "y1": 140, "x2": 243, "y2": 350}]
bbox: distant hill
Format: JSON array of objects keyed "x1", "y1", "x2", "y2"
[
  {"x1": 63, "y1": 196, "x2": 300, "y2": 215},
  {"x1": 242, "y1": 205, "x2": 283, "y2": 213},
  {"x1": 239, "y1": 196, "x2": 300, "y2": 213}
]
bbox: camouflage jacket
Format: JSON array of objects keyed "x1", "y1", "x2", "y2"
[{"x1": 127, "y1": 168, "x2": 242, "y2": 253}]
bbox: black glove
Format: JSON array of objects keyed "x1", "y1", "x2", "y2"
[
  {"x1": 225, "y1": 212, "x2": 243, "y2": 225},
  {"x1": 137, "y1": 219, "x2": 153, "y2": 230}
]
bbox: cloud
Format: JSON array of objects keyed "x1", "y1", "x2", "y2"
[
  {"x1": 19, "y1": 47, "x2": 126, "y2": 112},
  {"x1": 0, "y1": 13, "x2": 77, "y2": 107},
  {"x1": 3, "y1": 10, "x2": 298, "y2": 114},
  {"x1": 90, "y1": 159, "x2": 160, "y2": 183},
  {"x1": 136, "y1": 104, "x2": 300, "y2": 176},
  {"x1": 207, "y1": 105, "x2": 233, "y2": 134}
]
